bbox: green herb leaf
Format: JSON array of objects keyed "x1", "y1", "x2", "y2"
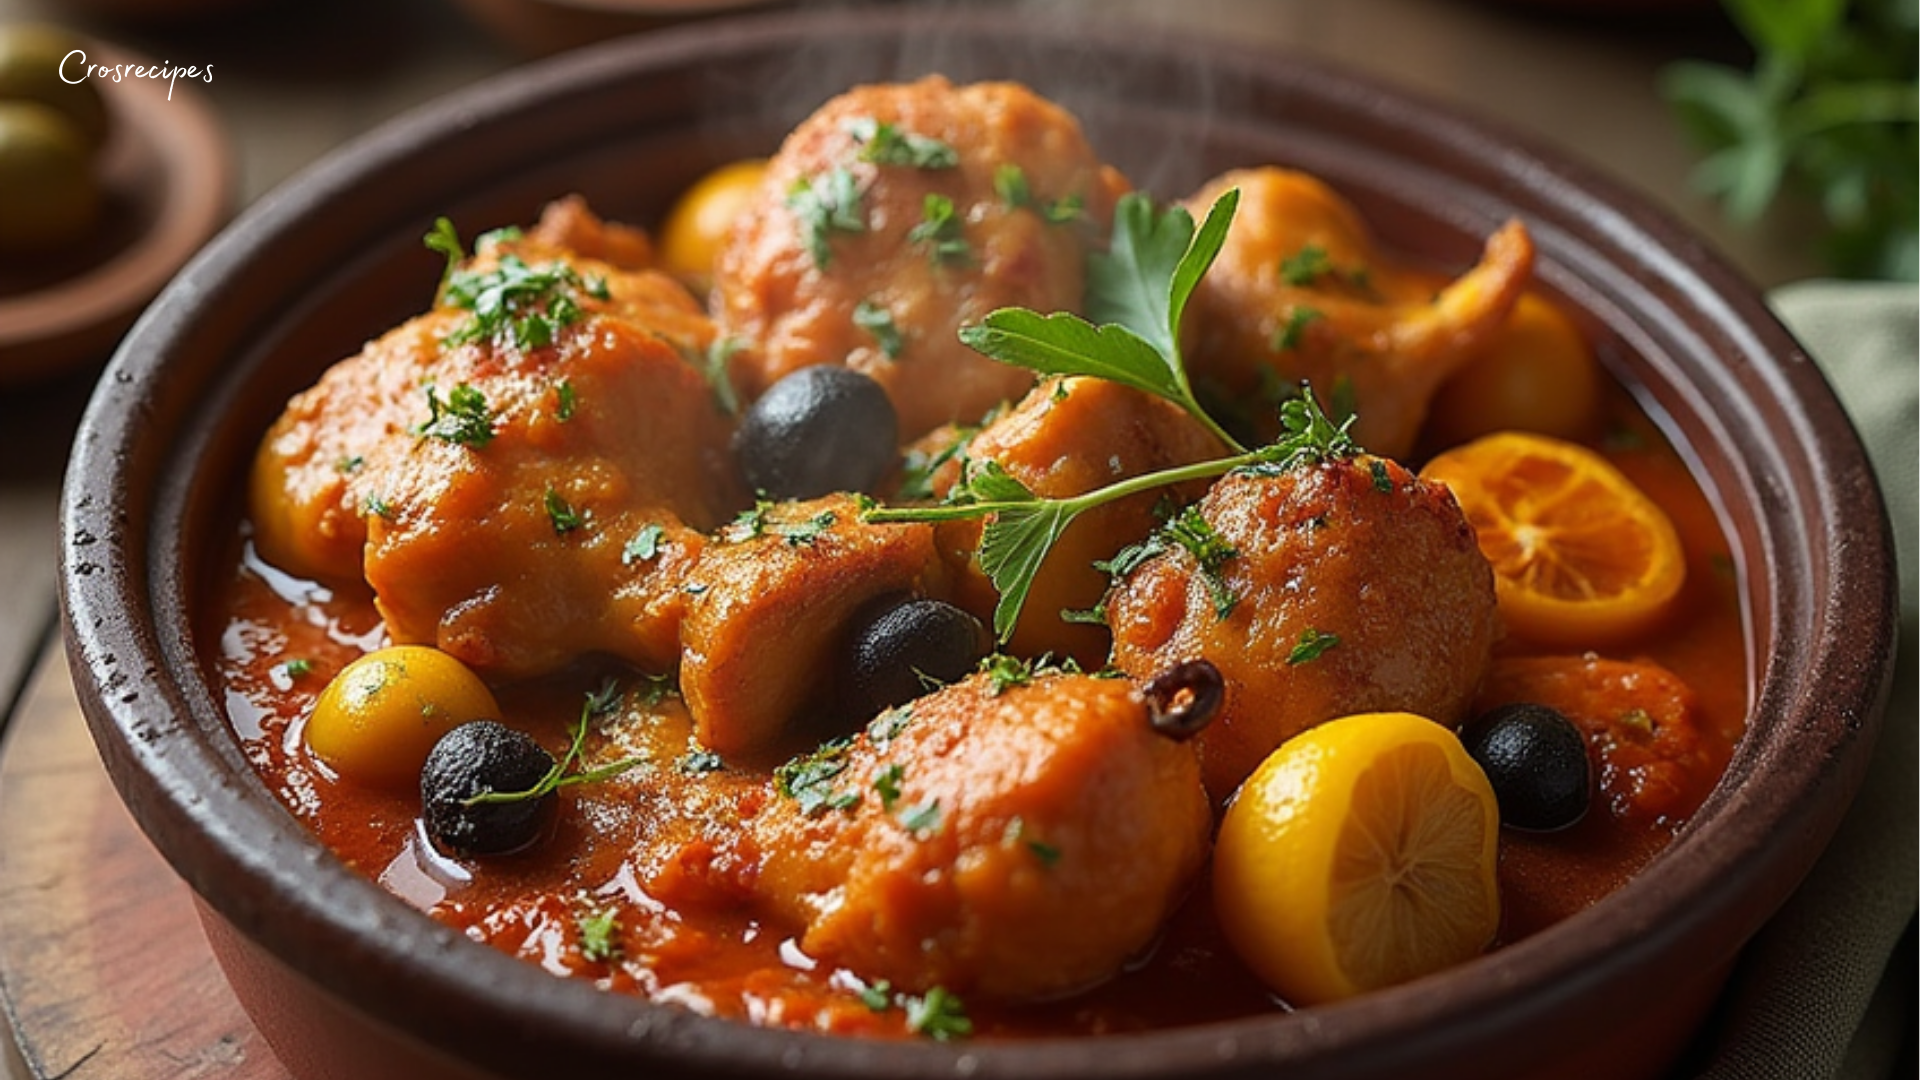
[
  {"x1": 554, "y1": 379, "x2": 577, "y2": 422},
  {"x1": 866, "y1": 705, "x2": 914, "y2": 743},
  {"x1": 623, "y1": 523, "x2": 666, "y2": 565},
  {"x1": 897, "y1": 798, "x2": 942, "y2": 835},
  {"x1": 873, "y1": 762, "x2": 905, "y2": 810},
  {"x1": 545, "y1": 488, "x2": 586, "y2": 534},
  {"x1": 425, "y1": 217, "x2": 465, "y2": 284},
  {"x1": 859, "y1": 979, "x2": 894, "y2": 1011},
  {"x1": 908, "y1": 193, "x2": 971, "y2": 266},
  {"x1": 775, "y1": 738, "x2": 858, "y2": 816},
  {"x1": 464, "y1": 681, "x2": 643, "y2": 808},
  {"x1": 578, "y1": 907, "x2": 622, "y2": 962},
  {"x1": 847, "y1": 117, "x2": 959, "y2": 169},
  {"x1": 280, "y1": 658, "x2": 314, "y2": 679},
  {"x1": 415, "y1": 383, "x2": 496, "y2": 448},
  {"x1": 854, "y1": 299, "x2": 905, "y2": 359},
  {"x1": 676, "y1": 748, "x2": 724, "y2": 775},
  {"x1": 702, "y1": 337, "x2": 743, "y2": 415},
  {"x1": 904, "y1": 987, "x2": 971, "y2": 1040},
  {"x1": 1272, "y1": 305, "x2": 1324, "y2": 351},
  {"x1": 440, "y1": 254, "x2": 597, "y2": 351},
  {"x1": 1286, "y1": 627, "x2": 1341, "y2": 665},
  {"x1": 788, "y1": 168, "x2": 866, "y2": 269}
]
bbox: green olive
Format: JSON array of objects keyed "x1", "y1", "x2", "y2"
[
  {"x1": 307, "y1": 646, "x2": 504, "y2": 790},
  {"x1": 0, "y1": 24, "x2": 109, "y2": 149},
  {"x1": 0, "y1": 101, "x2": 99, "y2": 251}
]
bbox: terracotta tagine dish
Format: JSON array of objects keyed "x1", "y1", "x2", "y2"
[{"x1": 60, "y1": 7, "x2": 1895, "y2": 1080}]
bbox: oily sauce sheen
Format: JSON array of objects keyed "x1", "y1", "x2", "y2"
[{"x1": 208, "y1": 381, "x2": 1744, "y2": 1036}]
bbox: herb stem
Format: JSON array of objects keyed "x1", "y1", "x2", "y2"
[{"x1": 862, "y1": 449, "x2": 1261, "y2": 527}]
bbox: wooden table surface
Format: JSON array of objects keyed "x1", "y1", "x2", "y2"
[{"x1": 0, "y1": 1, "x2": 1843, "y2": 1077}]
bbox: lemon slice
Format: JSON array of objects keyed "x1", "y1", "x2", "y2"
[{"x1": 1213, "y1": 711, "x2": 1501, "y2": 1006}]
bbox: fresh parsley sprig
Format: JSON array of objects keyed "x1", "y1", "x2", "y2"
[
  {"x1": 861, "y1": 188, "x2": 1359, "y2": 641},
  {"x1": 424, "y1": 217, "x2": 610, "y2": 350},
  {"x1": 464, "y1": 680, "x2": 643, "y2": 807},
  {"x1": 957, "y1": 189, "x2": 1245, "y2": 453}
]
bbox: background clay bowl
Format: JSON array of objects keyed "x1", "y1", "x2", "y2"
[{"x1": 59, "y1": 7, "x2": 1896, "y2": 1080}]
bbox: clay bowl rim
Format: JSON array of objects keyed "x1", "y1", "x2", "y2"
[{"x1": 59, "y1": 7, "x2": 1897, "y2": 1079}]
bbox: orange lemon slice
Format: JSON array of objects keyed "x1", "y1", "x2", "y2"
[{"x1": 1421, "y1": 431, "x2": 1686, "y2": 647}]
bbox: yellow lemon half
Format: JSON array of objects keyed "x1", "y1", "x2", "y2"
[{"x1": 1213, "y1": 710, "x2": 1501, "y2": 1006}]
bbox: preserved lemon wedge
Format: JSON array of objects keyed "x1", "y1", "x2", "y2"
[{"x1": 1213, "y1": 711, "x2": 1501, "y2": 1006}]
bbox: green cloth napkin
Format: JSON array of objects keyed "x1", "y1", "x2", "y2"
[{"x1": 1691, "y1": 281, "x2": 1918, "y2": 1080}]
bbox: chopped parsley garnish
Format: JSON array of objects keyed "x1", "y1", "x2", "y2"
[
  {"x1": 464, "y1": 680, "x2": 642, "y2": 808},
  {"x1": 853, "y1": 299, "x2": 905, "y2": 359},
  {"x1": 904, "y1": 987, "x2": 972, "y2": 1040},
  {"x1": 897, "y1": 798, "x2": 942, "y2": 835},
  {"x1": 1006, "y1": 817, "x2": 1061, "y2": 866},
  {"x1": 788, "y1": 167, "x2": 866, "y2": 268},
  {"x1": 908, "y1": 193, "x2": 971, "y2": 266},
  {"x1": 1164, "y1": 506, "x2": 1239, "y2": 618},
  {"x1": 435, "y1": 236, "x2": 607, "y2": 352},
  {"x1": 1279, "y1": 244, "x2": 1336, "y2": 286},
  {"x1": 859, "y1": 980, "x2": 894, "y2": 1011},
  {"x1": 365, "y1": 493, "x2": 396, "y2": 520},
  {"x1": 623, "y1": 523, "x2": 666, "y2": 565},
  {"x1": 866, "y1": 704, "x2": 914, "y2": 743},
  {"x1": 872, "y1": 762, "x2": 905, "y2": 810},
  {"x1": 993, "y1": 163, "x2": 1082, "y2": 222},
  {"x1": 726, "y1": 500, "x2": 835, "y2": 546},
  {"x1": 415, "y1": 383, "x2": 496, "y2": 449},
  {"x1": 544, "y1": 487, "x2": 586, "y2": 534},
  {"x1": 980, "y1": 652, "x2": 1035, "y2": 695},
  {"x1": 1369, "y1": 459, "x2": 1393, "y2": 493},
  {"x1": 554, "y1": 379, "x2": 577, "y2": 422},
  {"x1": 1272, "y1": 305, "x2": 1324, "y2": 351},
  {"x1": 896, "y1": 428, "x2": 975, "y2": 502},
  {"x1": 1286, "y1": 627, "x2": 1341, "y2": 665},
  {"x1": 335, "y1": 454, "x2": 365, "y2": 475},
  {"x1": 774, "y1": 738, "x2": 859, "y2": 816},
  {"x1": 676, "y1": 747, "x2": 725, "y2": 775},
  {"x1": 280, "y1": 658, "x2": 314, "y2": 679},
  {"x1": 577, "y1": 907, "x2": 622, "y2": 962},
  {"x1": 847, "y1": 117, "x2": 958, "y2": 169}
]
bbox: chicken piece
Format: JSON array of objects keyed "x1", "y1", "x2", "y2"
[
  {"x1": 1476, "y1": 654, "x2": 1718, "y2": 828},
  {"x1": 1107, "y1": 456, "x2": 1498, "y2": 802},
  {"x1": 361, "y1": 312, "x2": 742, "y2": 679},
  {"x1": 1181, "y1": 168, "x2": 1534, "y2": 460},
  {"x1": 676, "y1": 495, "x2": 953, "y2": 763},
  {"x1": 714, "y1": 76, "x2": 1130, "y2": 440},
  {"x1": 250, "y1": 199, "x2": 725, "y2": 587},
  {"x1": 919, "y1": 377, "x2": 1228, "y2": 667},
  {"x1": 746, "y1": 669, "x2": 1211, "y2": 1001}
]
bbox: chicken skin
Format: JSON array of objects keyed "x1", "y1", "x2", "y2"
[
  {"x1": 250, "y1": 201, "x2": 745, "y2": 680},
  {"x1": 914, "y1": 377, "x2": 1229, "y2": 667},
  {"x1": 677, "y1": 494, "x2": 953, "y2": 762},
  {"x1": 1181, "y1": 168, "x2": 1534, "y2": 460},
  {"x1": 1107, "y1": 456, "x2": 1498, "y2": 802},
  {"x1": 715, "y1": 76, "x2": 1130, "y2": 440},
  {"x1": 746, "y1": 669, "x2": 1212, "y2": 1001}
]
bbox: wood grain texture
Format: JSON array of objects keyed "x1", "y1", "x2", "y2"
[{"x1": 0, "y1": 645, "x2": 289, "y2": 1080}]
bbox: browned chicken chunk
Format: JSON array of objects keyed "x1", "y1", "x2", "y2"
[
  {"x1": 1181, "y1": 168, "x2": 1534, "y2": 459},
  {"x1": 1107, "y1": 456, "x2": 1498, "y2": 802},
  {"x1": 714, "y1": 76, "x2": 1130, "y2": 440},
  {"x1": 250, "y1": 202, "x2": 746, "y2": 679},
  {"x1": 915, "y1": 377, "x2": 1228, "y2": 667},
  {"x1": 676, "y1": 495, "x2": 953, "y2": 762},
  {"x1": 746, "y1": 669, "x2": 1211, "y2": 1001}
]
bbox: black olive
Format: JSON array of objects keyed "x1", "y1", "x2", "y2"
[
  {"x1": 1459, "y1": 703, "x2": 1592, "y2": 833},
  {"x1": 420, "y1": 720, "x2": 557, "y2": 856},
  {"x1": 845, "y1": 595, "x2": 990, "y2": 717},
  {"x1": 733, "y1": 365, "x2": 899, "y2": 499}
]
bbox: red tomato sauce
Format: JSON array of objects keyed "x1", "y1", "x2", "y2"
[{"x1": 202, "y1": 358, "x2": 1746, "y2": 1035}]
